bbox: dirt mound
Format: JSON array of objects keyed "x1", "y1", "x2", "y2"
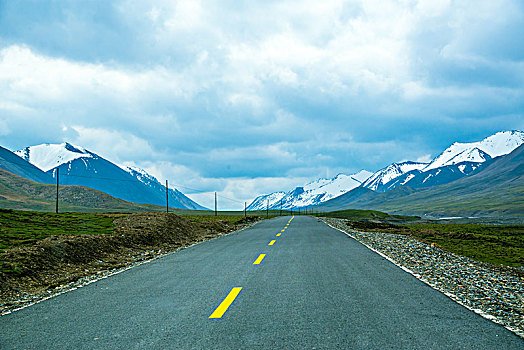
[{"x1": 0, "y1": 212, "x2": 254, "y2": 313}]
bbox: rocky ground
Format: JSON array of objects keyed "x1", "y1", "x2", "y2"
[
  {"x1": 322, "y1": 217, "x2": 524, "y2": 338},
  {"x1": 0, "y1": 212, "x2": 260, "y2": 315}
]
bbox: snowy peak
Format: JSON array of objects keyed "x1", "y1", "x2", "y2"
[
  {"x1": 361, "y1": 161, "x2": 429, "y2": 191},
  {"x1": 15, "y1": 142, "x2": 95, "y2": 172},
  {"x1": 446, "y1": 147, "x2": 491, "y2": 166},
  {"x1": 424, "y1": 130, "x2": 524, "y2": 171},
  {"x1": 247, "y1": 170, "x2": 373, "y2": 210}
]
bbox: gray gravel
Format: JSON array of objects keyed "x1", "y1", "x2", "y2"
[{"x1": 322, "y1": 217, "x2": 524, "y2": 338}]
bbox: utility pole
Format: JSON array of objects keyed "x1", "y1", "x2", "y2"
[
  {"x1": 244, "y1": 202, "x2": 247, "y2": 218},
  {"x1": 266, "y1": 199, "x2": 269, "y2": 218},
  {"x1": 215, "y1": 192, "x2": 217, "y2": 216},
  {"x1": 166, "y1": 180, "x2": 169, "y2": 213},
  {"x1": 55, "y1": 167, "x2": 59, "y2": 214}
]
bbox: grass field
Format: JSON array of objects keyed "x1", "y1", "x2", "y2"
[
  {"x1": 0, "y1": 209, "x2": 117, "y2": 254},
  {"x1": 402, "y1": 223, "x2": 524, "y2": 268},
  {"x1": 315, "y1": 208, "x2": 420, "y2": 222}
]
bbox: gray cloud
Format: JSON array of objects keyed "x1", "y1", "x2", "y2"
[{"x1": 0, "y1": 0, "x2": 523, "y2": 208}]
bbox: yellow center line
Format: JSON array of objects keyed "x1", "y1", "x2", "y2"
[
  {"x1": 209, "y1": 287, "x2": 243, "y2": 319},
  {"x1": 253, "y1": 253, "x2": 266, "y2": 265},
  {"x1": 276, "y1": 233, "x2": 281, "y2": 237},
  {"x1": 281, "y1": 229, "x2": 285, "y2": 232},
  {"x1": 268, "y1": 240, "x2": 276, "y2": 246}
]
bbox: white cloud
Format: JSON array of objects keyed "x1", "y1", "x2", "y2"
[
  {"x1": 71, "y1": 126, "x2": 157, "y2": 164},
  {"x1": 0, "y1": 0, "x2": 523, "y2": 208}
]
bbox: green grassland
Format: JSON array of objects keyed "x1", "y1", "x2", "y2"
[
  {"x1": 402, "y1": 223, "x2": 524, "y2": 268},
  {"x1": 0, "y1": 209, "x2": 116, "y2": 253},
  {"x1": 316, "y1": 208, "x2": 420, "y2": 222},
  {"x1": 319, "y1": 209, "x2": 523, "y2": 267}
]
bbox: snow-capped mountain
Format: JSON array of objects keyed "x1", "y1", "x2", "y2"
[
  {"x1": 247, "y1": 170, "x2": 372, "y2": 210},
  {"x1": 361, "y1": 130, "x2": 524, "y2": 193},
  {"x1": 16, "y1": 143, "x2": 207, "y2": 210},
  {"x1": 360, "y1": 161, "x2": 428, "y2": 192},
  {"x1": 423, "y1": 130, "x2": 524, "y2": 171}
]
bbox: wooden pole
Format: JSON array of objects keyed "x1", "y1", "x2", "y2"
[
  {"x1": 266, "y1": 199, "x2": 269, "y2": 218},
  {"x1": 215, "y1": 192, "x2": 217, "y2": 216},
  {"x1": 280, "y1": 199, "x2": 282, "y2": 216},
  {"x1": 166, "y1": 180, "x2": 169, "y2": 213},
  {"x1": 244, "y1": 202, "x2": 247, "y2": 218},
  {"x1": 55, "y1": 167, "x2": 59, "y2": 214}
]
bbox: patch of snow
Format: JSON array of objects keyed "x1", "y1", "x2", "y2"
[
  {"x1": 401, "y1": 173, "x2": 416, "y2": 185},
  {"x1": 15, "y1": 142, "x2": 94, "y2": 172}
]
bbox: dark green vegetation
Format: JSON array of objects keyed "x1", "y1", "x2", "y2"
[
  {"x1": 321, "y1": 209, "x2": 523, "y2": 267},
  {"x1": 403, "y1": 224, "x2": 524, "y2": 268},
  {"x1": 319, "y1": 144, "x2": 524, "y2": 217},
  {"x1": 181, "y1": 214, "x2": 268, "y2": 225},
  {"x1": 0, "y1": 209, "x2": 115, "y2": 251},
  {"x1": 318, "y1": 208, "x2": 419, "y2": 222},
  {"x1": 339, "y1": 218, "x2": 524, "y2": 268},
  {"x1": 0, "y1": 209, "x2": 117, "y2": 274}
]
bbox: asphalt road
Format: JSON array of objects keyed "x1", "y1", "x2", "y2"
[{"x1": 1, "y1": 216, "x2": 522, "y2": 349}]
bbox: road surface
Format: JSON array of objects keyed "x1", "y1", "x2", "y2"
[{"x1": 1, "y1": 216, "x2": 522, "y2": 349}]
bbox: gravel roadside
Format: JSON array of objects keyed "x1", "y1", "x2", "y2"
[{"x1": 322, "y1": 217, "x2": 524, "y2": 338}]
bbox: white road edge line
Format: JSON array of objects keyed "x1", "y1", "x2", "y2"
[
  {"x1": 1, "y1": 220, "x2": 263, "y2": 317},
  {"x1": 323, "y1": 221, "x2": 523, "y2": 338}
]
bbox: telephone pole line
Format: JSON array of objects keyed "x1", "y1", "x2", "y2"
[
  {"x1": 55, "y1": 167, "x2": 59, "y2": 214},
  {"x1": 166, "y1": 180, "x2": 169, "y2": 213},
  {"x1": 215, "y1": 192, "x2": 217, "y2": 216}
]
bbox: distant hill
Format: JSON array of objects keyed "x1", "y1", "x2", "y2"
[
  {"x1": 319, "y1": 144, "x2": 524, "y2": 217},
  {"x1": 0, "y1": 146, "x2": 54, "y2": 184}
]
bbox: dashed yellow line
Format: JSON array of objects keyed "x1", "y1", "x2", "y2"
[
  {"x1": 276, "y1": 233, "x2": 281, "y2": 237},
  {"x1": 281, "y1": 229, "x2": 285, "y2": 232},
  {"x1": 209, "y1": 287, "x2": 243, "y2": 319},
  {"x1": 268, "y1": 240, "x2": 276, "y2": 246},
  {"x1": 253, "y1": 254, "x2": 266, "y2": 265}
]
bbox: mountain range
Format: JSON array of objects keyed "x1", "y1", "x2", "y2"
[
  {"x1": 248, "y1": 130, "x2": 524, "y2": 215},
  {"x1": 318, "y1": 143, "x2": 524, "y2": 217},
  {"x1": 4, "y1": 143, "x2": 206, "y2": 210},
  {"x1": 247, "y1": 170, "x2": 373, "y2": 210}
]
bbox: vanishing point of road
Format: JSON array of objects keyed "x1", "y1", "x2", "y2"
[{"x1": 1, "y1": 216, "x2": 522, "y2": 349}]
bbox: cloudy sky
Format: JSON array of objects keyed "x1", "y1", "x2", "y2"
[{"x1": 1, "y1": 0, "x2": 523, "y2": 209}]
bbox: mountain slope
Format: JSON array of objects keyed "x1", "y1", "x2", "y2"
[
  {"x1": 247, "y1": 170, "x2": 373, "y2": 210},
  {"x1": 16, "y1": 143, "x2": 206, "y2": 210},
  {"x1": 319, "y1": 144, "x2": 524, "y2": 217},
  {"x1": 383, "y1": 161, "x2": 484, "y2": 191},
  {"x1": 0, "y1": 146, "x2": 54, "y2": 184}
]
